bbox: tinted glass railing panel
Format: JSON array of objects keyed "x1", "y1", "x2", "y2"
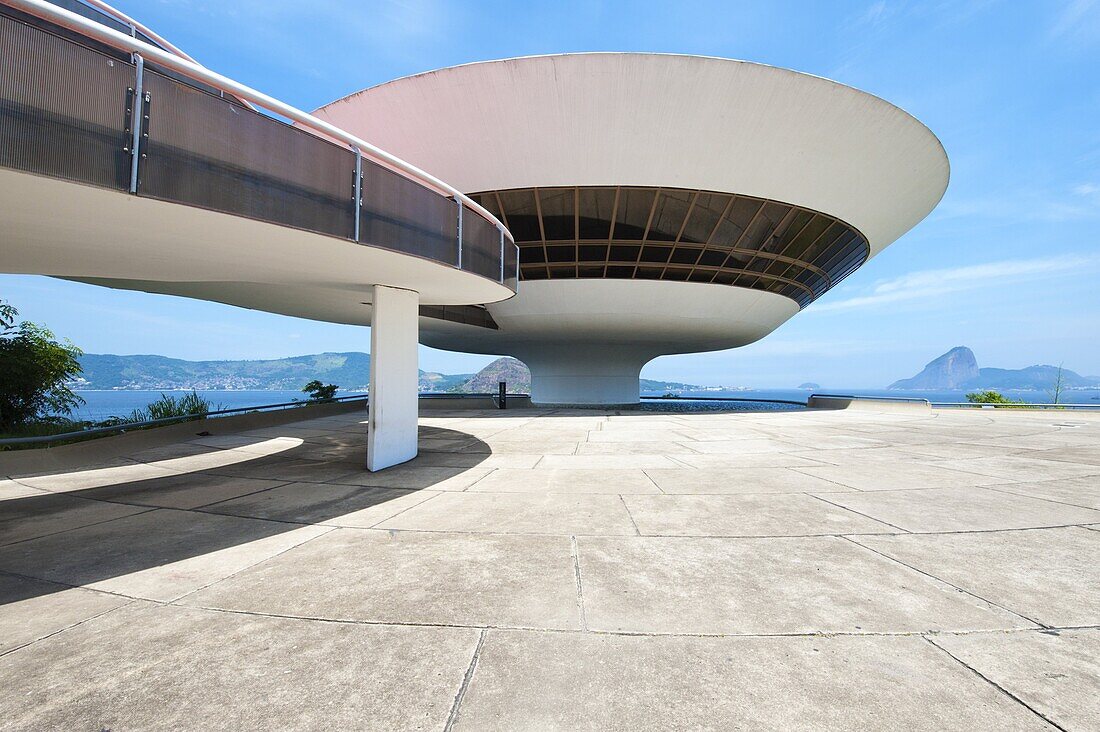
[
  {"x1": 462, "y1": 207, "x2": 503, "y2": 281},
  {"x1": 503, "y1": 242, "x2": 519, "y2": 292},
  {"x1": 360, "y1": 161, "x2": 458, "y2": 263},
  {"x1": 44, "y1": 0, "x2": 130, "y2": 34},
  {"x1": 1, "y1": 12, "x2": 515, "y2": 293},
  {"x1": 140, "y1": 70, "x2": 355, "y2": 238},
  {"x1": 0, "y1": 13, "x2": 131, "y2": 189}
]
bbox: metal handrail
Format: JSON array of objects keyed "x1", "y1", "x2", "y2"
[
  {"x1": 5, "y1": 0, "x2": 513, "y2": 241},
  {"x1": 0, "y1": 394, "x2": 369, "y2": 447},
  {"x1": 810, "y1": 393, "x2": 932, "y2": 404},
  {"x1": 640, "y1": 395, "x2": 807, "y2": 407},
  {"x1": 932, "y1": 402, "x2": 1100, "y2": 410}
]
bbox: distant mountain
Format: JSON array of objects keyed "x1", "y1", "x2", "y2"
[
  {"x1": 890, "y1": 346, "x2": 979, "y2": 389},
  {"x1": 639, "y1": 378, "x2": 701, "y2": 392},
  {"x1": 889, "y1": 347, "x2": 1100, "y2": 391},
  {"x1": 72, "y1": 352, "x2": 466, "y2": 392},
  {"x1": 70, "y1": 351, "x2": 707, "y2": 394},
  {"x1": 964, "y1": 365, "x2": 1100, "y2": 391},
  {"x1": 798, "y1": 382, "x2": 820, "y2": 390},
  {"x1": 452, "y1": 357, "x2": 531, "y2": 393}
]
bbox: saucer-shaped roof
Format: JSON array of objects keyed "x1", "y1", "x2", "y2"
[{"x1": 315, "y1": 52, "x2": 949, "y2": 258}]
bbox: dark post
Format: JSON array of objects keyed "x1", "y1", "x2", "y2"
[{"x1": 498, "y1": 381, "x2": 507, "y2": 410}]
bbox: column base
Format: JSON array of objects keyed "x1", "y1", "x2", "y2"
[{"x1": 515, "y1": 345, "x2": 654, "y2": 406}]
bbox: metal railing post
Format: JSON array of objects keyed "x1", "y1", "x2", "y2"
[
  {"x1": 352, "y1": 146, "x2": 362, "y2": 242},
  {"x1": 128, "y1": 53, "x2": 144, "y2": 193},
  {"x1": 455, "y1": 196, "x2": 463, "y2": 269},
  {"x1": 499, "y1": 227, "x2": 505, "y2": 283},
  {"x1": 515, "y1": 243, "x2": 520, "y2": 285}
]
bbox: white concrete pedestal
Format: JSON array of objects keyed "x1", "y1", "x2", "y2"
[
  {"x1": 517, "y1": 344, "x2": 654, "y2": 405},
  {"x1": 367, "y1": 285, "x2": 419, "y2": 471}
]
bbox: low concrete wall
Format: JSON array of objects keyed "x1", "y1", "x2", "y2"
[
  {"x1": 0, "y1": 400, "x2": 367, "y2": 477},
  {"x1": 807, "y1": 395, "x2": 932, "y2": 413},
  {"x1": 418, "y1": 395, "x2": 533, "y2": 410}
]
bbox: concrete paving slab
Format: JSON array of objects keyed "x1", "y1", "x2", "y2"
[
  {"x1": 0, "y1": 508, "x2": 331, "y2": 601},
  {"x1": 4, "y1": 407, "x2": 1099, "y2": 727},
  {"x1": 15, "y1": 461, "x2": 183, "y2": 492},
  {"x1": 377, "y1": 492, "x2": 639, "y2": 535},
  {"x1": 644, "y1": 467, "x2": 847, "y2": 494},
  {"x1": 585, "y1": 429, "x2": 696, "y2": 442},
  {"x1": 795, "y1": 462, "x2": 1009, "y2": 491},
  {"x1": 1023, "y1": 445, "x2": 1100, "y2": 466},
  {"x1": 0, "y1": 493, "x2": 151, "y2": 546},
  {"x1": 932, "y1": 629, "x2": 1100, "y2": 731},
  {"x1": 937, "y1": 456, "x2": 1100, "y2": 482},
  {"x1": 328, "y1": 465, "x2": 493, "y2": 491},
  {"x1": 668, "y1": 452, "x2": 829, "y2": 468},
  {"x1": 408, "y1": 452, "x2": 541, "y2": 469},
  {"x1": 990, "y1": 475, "x2": 1100, "y2": 509},
  {"x1": 535, "y1": 455, "x2": 681, "y2": 469},
  {"x1": 0, "y1": 602, "x2": 480, "y2": 731},
  {"x1": 817, "y1": 487, "x2": 1100, "y2": 532},
  {"x1": 467, "y1": 468, "x2": 660, "y2": 494},
  {"x1": 622, "y1": 493, "x2": 895, "y2": 536},
  {"x1": 0, "y1": 478, "x2": 48, "y2": 501},
  {"x1": 474, "y1": 441, "x2": 579, "y2": 455},
  {"x1": 182, "y1": 529, "x2": 581, "y2": 629},
  {"x1": 452, "y1": 630, "x2": 1052, "y2": 731},
  {"x1": 576, "y1": 535, "x2": 1030, "y2": 634},
  {"x1": 574, "y1": 441, "x2": 701, "y2": 455},
  {"x1": 0, "y1": 573, "x2": 129, "y2": 655},
  {"x1": 78, "y1": 473, "x2": 288, "y2": 509},
  {"x1": 682, "y1": 438, "x2": 799, "y2": 454},
  {"x1": 854, "y1": 527, "x2": 1100, "y2": 627},
  {"x1": 204, "y1": 482, "x2": 439, "y2": 527}
]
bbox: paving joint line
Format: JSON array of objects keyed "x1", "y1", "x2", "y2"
[
  {"x1": 444, "y1": 628, "x2": 486, "y2": 732},
  {"x1": 922, "y1": 635, "x2": 1068, "y2": 731},
  {"x1": 618, "y1": 495, "x2": 642, "y2": 535},
  {"x1": 841, "y1": 535, "x2": 1048, "y2": 629},
  {"x1": 365, "y1": 490, "x2": 448, "y2": 529},
  {"x1": 0, "y1": 597, "x2": 139, "y2": 659},
  {"x1": 807, "y1": 493, "x2": 910, "y2": 533},
  {"x1": 170, "y1": 524, "x2": 339, "y2": 604},
  {"x1": 570, "y1": 535, "x2": 589, "y2": 631}
]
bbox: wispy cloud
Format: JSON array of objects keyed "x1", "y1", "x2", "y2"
[
  {"x1": 809, "y1": 255, "x2": 1097, "y2": 314},
  {"x1": 1048, "y1": 0, "x2": 1100, "y2": 44},
  {"x1": 934, "y1": 187, "x2": 1100, "y2": 223}
]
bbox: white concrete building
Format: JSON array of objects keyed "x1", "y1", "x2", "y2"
[
  {"x1": 315, "y1": 53, "x2": 950, "y2": 404},
  {"x1": 0, "y1": 1, "x2": 950, "y2": 470}
]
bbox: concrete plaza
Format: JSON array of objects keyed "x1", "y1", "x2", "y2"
[{"x1": 1, "y1": 405, "x2": 1098, "y2": 730}]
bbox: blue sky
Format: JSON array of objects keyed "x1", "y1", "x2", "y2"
[{"x1": 3, "y1": 0, "x2": 1099, "y2": 387}]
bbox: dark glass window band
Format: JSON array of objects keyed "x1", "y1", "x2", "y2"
[{"x1": 469, "y1": 186, "x2": 870, "y2": 308}]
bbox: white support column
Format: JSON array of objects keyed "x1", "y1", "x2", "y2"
[{"x1": 367, "y1": 285, "x2": 419, "y2": 471}]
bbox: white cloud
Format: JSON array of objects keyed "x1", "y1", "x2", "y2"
[
  {"x1": 1042, "y1": 0, "x2": 1095, "y2": 47},
  {"x1": 808, "y1": 255, "x2": 1096, "y2": 314},
  {"x1": 1074, "y1": 183, "x2": 1100, "y2": 196}
]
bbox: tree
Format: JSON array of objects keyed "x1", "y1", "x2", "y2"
[
  {"x1": 0, "y1": 301, "x2": 84, "y2": 432},
  {"x1": 1047, "y1": 363, "x2": 1065, "y2": 406},
  {"x1": 302, "y1": 380, "x2": 338, "y2": 402}
]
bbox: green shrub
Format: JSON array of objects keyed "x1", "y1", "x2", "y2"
[
  {"x1": 965, "y1": 390, "x2": 1022, "y2": 405},
  {"x1": 106, "y1": 390, "x2": 214, "y2": 424},
  {"x1": 0, "y1": 301, "x2": 84, "y2": 432}
]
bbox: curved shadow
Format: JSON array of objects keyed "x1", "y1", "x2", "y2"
[{"x1": 0, "y1": 423, "x2": 490, "y2": 608}]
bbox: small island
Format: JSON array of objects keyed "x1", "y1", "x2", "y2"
[{"x1": 798, "y1": 382, "x2": 820, "y2": 390}]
